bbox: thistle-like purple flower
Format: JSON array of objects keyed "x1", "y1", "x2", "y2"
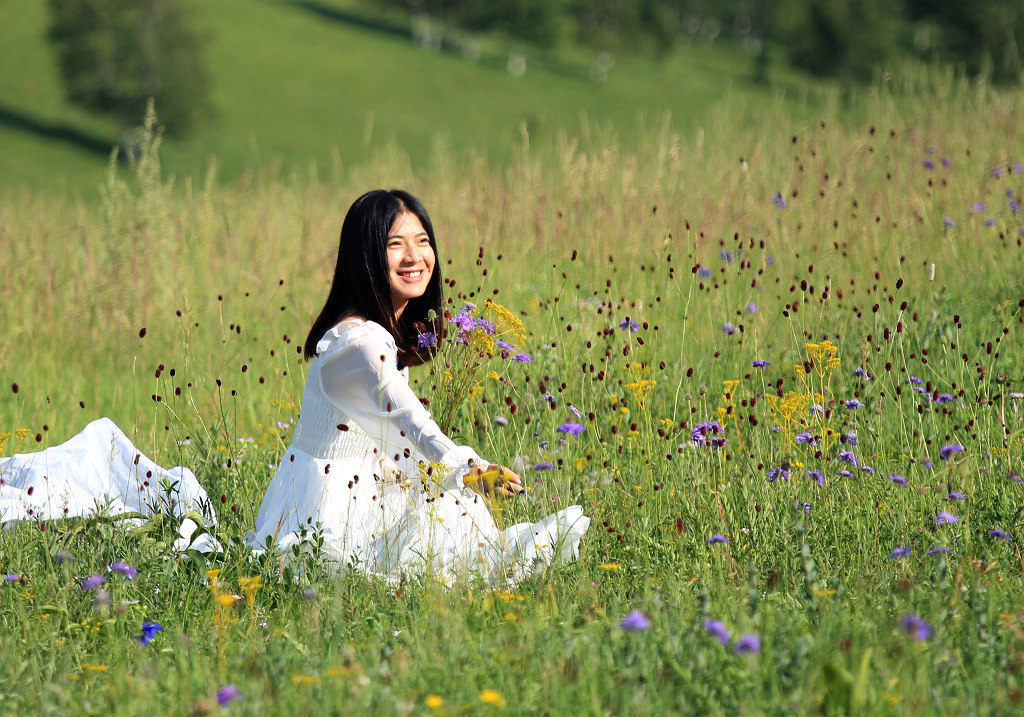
[
  {"x1": 945, "y1": 491, "x2": 966, "y2": 501},
  {"x1": 752, "y1": 359, "x2": 770, "y2": 368},
  {"x1": 109, "y1": 561, "x2": 138, "y2": 580},
  {"x1": 840, "y1": 431, "x2": 858, "y2": 446},
  {"x1": 928, "y1": 545, "x2": 950, "y2": 554},
  {"x1": 620, "y1": 611, "x2": 651, "y2": 631},
  {"x1": 619, "y1": 318, "x2": 639, "y2": 333},
  {"x1": 767, "y1": 467, "x2": 789, "y2": 483},
  {"x1": 706, "y1": 534, "x2": 729, "y2": 545},
  {"x1": 556, "y1": 422, "x2": 586, "y2": 436},
  {"x1": 843, "y1": 399, "x2": 863, "y2": 410},
  {"x1": 703, "y1": 619, "x2": 730, "y2": 646},
  {"x1": 217, "y1": 685, "x2": 242, "y2": 707},
  {"x1": 888, "y1": 545, "x2": 912, "y2": 560},
  {"x1": 416, "y1": 332, "x2": 437, "y2": 348},
  {"x1": 939, "y1": 444, "x2": 963, "y2": 461},
  {"x1": 510, "y1": 352, "x2": 533, "y2": 363},
  {"x1": 734, "y1": 634, "x2": 761, "y2": 655},
  {"x1": 989, "y1": 529, "x2": 1013, "y2": 541},
  {"x1": 698, "y1": 266, "x2": 712, "y2": 278},
  {"x1": 807, "y1": 470, "x2": 824, "y2": 486},
  {"x1": 888, "y1": 475, "x2": 907, "y2": 487},
  {"x1": 722, "y1": 322, "x2": 736, "y2": 336},
  {"x1": 771, "y1": 192, "x2": 787, "y2": 209},
  {"x1": 899, "y1": 614, "x2": 932, "y2": 641},
  {"x1": 82, "y1": 574, "x2": 106, "y2": 590},
  {"x1": 795, "y1": 432, "x2": 816, "y2": 445},
  {"x1": 838, "y1": 450, "x2": 857, "y2": 466},
  {"x1": 533, "y1": 461, "x2": 555, "y2": 471},
  {"x1": 935, "y1": 512, "x2": 960, "y2": 525}
]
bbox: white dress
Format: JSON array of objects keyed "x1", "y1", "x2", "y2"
[
  {"x1": 247, "y1": 319, "x2": 589, "y2": 583},
  {"x1": 0, "y1": 417, "x2": 219, "y2": 552}
]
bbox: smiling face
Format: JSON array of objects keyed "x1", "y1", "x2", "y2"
[{"x1": 386, "y1": 211, "x2": 435, "y2": 319}]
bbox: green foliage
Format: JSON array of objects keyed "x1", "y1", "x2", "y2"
[{"x1": 46, "y1": 0, "x2": 210, "y2": 135}]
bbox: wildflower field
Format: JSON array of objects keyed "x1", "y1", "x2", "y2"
[{"x1": 3, "y1": 71, "x2": 1024, "y2": 714}]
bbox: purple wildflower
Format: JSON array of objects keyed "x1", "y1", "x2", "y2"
[
  {"x1": 920, "y1": 458, "x2": 934, "y2": 469},
  {"x1": 1015, "y1": 163, "x2": 1024, "y2": 174},
  {"x1": 943, "y1": 217, "x2": 956, "y2": 229},
  {"x1": 691, "y1": 421, "x2": 723, "y2": 447},
  {"x1": 843, "y1": 399, "x2": 863, "y2": 410},
  {"x1": 838, "y1": 450, "x2": 857, "y2": 466},
  {"x1": 109, "y1": 561, "x2": 138, "y2": 580},
  {"x1": 1010, "y1": 471, "x2": 1023, "y2": 484},
  {"x1": 556, "y1": 422, "x2": 586, "y2": 436},
  {"x1": 494, "y1": 416, "x2": 508, "y2": 427},
  {"x1": 768, "y1": 467, "x2": 789, "y2": 483},
  {"x1": 888, "y1": 545, "x2": 912, "y2": 559},
  {"x1": 945, "y1": 491, "x2": 966, "y2": 501},
  {"x1": 838, "y1": 470, "x2": 853, "y2": 478},
  {"x1": 939, "y1": 444, "x2": 963, "y2": 461},
  {"x1": 853, "y1": 367, "x2": 868, "y2": 379},
  {"x1": 706, "y1": 534, "x2": 729, "y2": 545},
  {"x1": 771, "y1": 192, "x2": 787, "y2": 209},
  {"x1": 899, "y1": 614, "x2": 932, "y2": 641},
  {"x1": 217, "y1": 685, "x2": 242, "y2": 707},
  {"x1": 807, "y1": 470, "x2": 824, "y2": 486},
  {"x1": 619, "y1": 318, "x2": 639, "y2": 333},
  {"x1": 417, "y1": 332, "x2": 437, "y2": 348},
  {"x1": 985, "y1": 218, "x2": 997, "y2": 227},
  {"x1": 752, "y1": 359, "x2": 770, "y2": 368},
  {"x1": 935, "y1": 512, "x2": 960, "y2": 525},
  {"x1": 795, "y1": 432, "x2": 816, "y2": 445},
  {"x1": 722, "y1": 322, "x2": 736, "y2": 336},
  {"x1": 56, "y1": 550, "x2": 74, "y2": 565},
  {"x1": 972, "y1": 202, "x2": 987, "y2": 213},
  {"x1": 991, "y1": 166, "x2": 1005, "y2": 178},
  {"x1": 922, "y1": 159, "x2": 935, "y2": 170},
  {"x1": 450, "y1": 312, "x2": 475, "y2": 333},
  {"x1": 746, "y1": 303, "x2": 759, "y2": 313},
  {"x1": 989, "y1": 529, "x2": 1013, "y2": 541},
  {"x1": 840, "y1": 431, "x2": 858, "y2": 446},
  {"x1": 703, "y1": 619, "x2": 730, "y2": 646},
  {"x1": 861, "y1": 465, "x2": 875, "y2": 475},
  {"x1": 568, "y1": 403, "x2": 582, "y2": 418},
  {"x1": 4, "y1": 574, "x2": 22, "y2": 583},
  {"x1": 698, "y1": 266, "x2": 712, "y2": 278},
  {"x1": 510, "y1": 352, "x2": 533, "y2": 363},
  {"x1": 928, "y1": 545, "x2": 950, "y2": 554},
  {"x1": 734, "y1": 634, "x2": 761, "y2": 655},
  {"x1": 935, "y1": 393, "x2": 955, "y2": 403},
  {"x1": 888, "y1": 475, "x2": 907, "y2": 487},
  {"x1": 533, "y1": 461, "x2": 555, "y2": 471},
  {"x1": 620, "y1": 611, "x2": 651, "y2": 631},
  {"x1": 82, "y1": 574, "x2": 106, "y2": 590},
  {"x1": 719, "y1": 250, "x2": 734, "y2": 264},
  {"x1": 92, "y1": 589, "x2": 111, "y2": 611}
]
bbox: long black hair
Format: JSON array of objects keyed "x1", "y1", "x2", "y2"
[{"x1": 303, "y1": 189, "x2": 444, "y2": 367}]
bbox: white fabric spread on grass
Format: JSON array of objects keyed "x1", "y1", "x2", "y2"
[
  {"x1": 0, "y1": 320, "x2": 589, "y2": 583},
  {"x1": 0, "y1": 417, "x2": 219, "y2": 552}
]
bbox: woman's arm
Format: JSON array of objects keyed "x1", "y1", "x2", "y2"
[{"x1": 317, "y1": 323, "x2": 483, "y2": 490}]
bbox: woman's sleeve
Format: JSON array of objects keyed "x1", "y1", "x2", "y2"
[{"x1": 317, "y1": 325, "x2": 484, "y2": 491}]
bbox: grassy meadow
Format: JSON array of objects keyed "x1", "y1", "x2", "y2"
[{"x1": 3, "y1": 69, "x2": 1024, "y2": 714}]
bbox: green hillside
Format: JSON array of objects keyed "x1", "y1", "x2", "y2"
[{"x1": 0, "y1": 0, "x2": 819, "y2": 197}]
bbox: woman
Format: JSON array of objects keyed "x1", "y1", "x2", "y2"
[
  {"x1": 0, "y1": 189, "x2": 589, "y2": 583},
  {"x1": 248, "y1": 189, "x2": 588, "y2": 582}
]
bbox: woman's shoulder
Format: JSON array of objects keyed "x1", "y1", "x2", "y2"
[{"x1": 315, "y1": 317, "x2": 395, "y2": 356}]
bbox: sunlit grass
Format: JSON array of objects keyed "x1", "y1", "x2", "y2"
[{"x1": 2, "y1": 70, "x2": 1024, "y2": 714}]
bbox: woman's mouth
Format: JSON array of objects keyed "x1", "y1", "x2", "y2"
[{"x1": 398, "y1": 270, "x2": 424, "y2": 282}]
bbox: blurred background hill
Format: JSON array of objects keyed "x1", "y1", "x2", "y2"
[{"x1": 0, "y1": 0, "x2": 1020, "y2": 198}]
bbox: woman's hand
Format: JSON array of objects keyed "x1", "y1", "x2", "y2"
[{"x1": 465, "y1": 463, "x2": 524, "y2": 499}]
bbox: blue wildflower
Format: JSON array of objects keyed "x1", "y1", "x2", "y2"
[
  {"x1": 752, "y1": 359, "x2": 770, "y2": 368},
  {"x1": 135, "y1": 621, "x2": 163, "y2": 646},
  {"x1": 795, "y1": 431, "x2": 815, "y2": 445},
  {"x1": 807, "y1": 469, "x2": 824, "y2": 486},
  {"x1": 990, "y1": 529, "x2": 1013, "y2": 541},
  {"x1": 771, "y1": 193, "x2": 787, "y2": 209},
  {"x1": 843, "y1": 399, "x2": 863, "y2": 410},
  {"x1": 533, "y1": 461, "x2": 555, "y2": 471},
  {"x1": 935, "y1": 512, "x2": 960, "y2": 524},
  {"x1": 928, "y1": 545, "x2": 950, "y2": 554},
  {"x1": 888, "y1": 546, "x2": 912, "y2": 559},
  {"x1": 888, "y1": 475, "x2": 907, "y2": 487},
  {"x1": 746, "y1": 303, "x2": 759, "y2": 313},
  {"x1": 417, "y1": 332, "x2": 437, "y2": 348},
  {"x1": 943, "y1": 217, "x2": 956, "y2": 229},
  {"x1": 840, "y1": 431, "x2": 857, "y2": 446},
  {"x1": 698, "y1": 266, "x2": 712, "y2": 278},
  {"x1": 619, "y1": 318, "x2": 639, "y2": 333},
  {"x1": 838, "y1": 450, "x2": 857, "y2": 466},
  {"x1": 722, "y1": 322, "x2": 736, "y2": 336},
  {"x1": 706, "y1": 534, "x2": 729, "y2": 545},
  {"x1": 768, "y1": 467, "x2": 789, "y2": 483}
]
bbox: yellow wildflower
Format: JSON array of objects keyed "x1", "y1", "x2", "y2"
[
  {"x1": 480, "y1": 689, "x2": 506, "y2": 707},
  {"x1": 425, "y1": 694, "x2": 444, "y2": 709}
]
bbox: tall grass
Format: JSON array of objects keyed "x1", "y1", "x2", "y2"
[{"x1": 2, "y1": 70, "x2": 1024, "y2": 714}]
